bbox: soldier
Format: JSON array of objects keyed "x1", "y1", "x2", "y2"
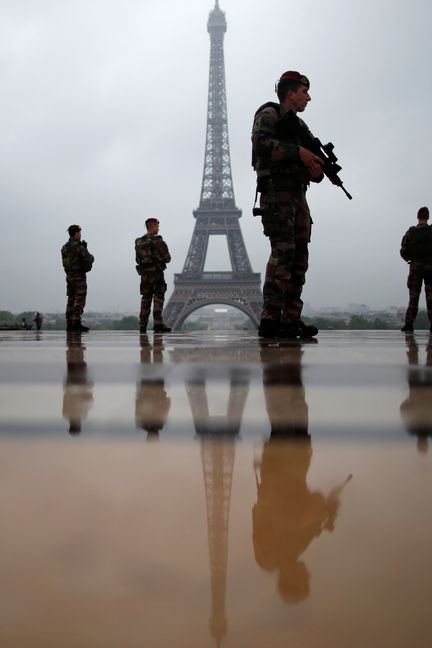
[
  {"x1": 135, "y1": 218, "x2": 171, "y2": 334},
  {"x1": 400, "y1": 206, "x2": 432, "y2": 333},
  {"x1": 61, "y1": 224, "x2": 94, "y2": 332},
  {"x1": 252, "y1": 71, "x2": 324, "y2": 338}
]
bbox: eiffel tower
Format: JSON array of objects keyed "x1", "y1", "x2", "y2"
[{"x1": 163, "y1": 1, "x2": 262, "y2": 331}]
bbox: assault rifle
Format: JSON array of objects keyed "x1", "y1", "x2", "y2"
[
  {"x1": 276, "y1": 109, "x2": 353, "y2": 200},
  {"x1": 303, "y1": 136, "x2": 352, "y2": 200}
]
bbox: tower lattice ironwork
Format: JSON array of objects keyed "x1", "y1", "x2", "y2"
[{"x1": 163, "y1": 1, "x2": 262, "y2": 330}]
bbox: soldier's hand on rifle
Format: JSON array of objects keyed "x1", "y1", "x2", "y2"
[{"x1": 298, "y1": 146, "x2": 324, "y2": 178}]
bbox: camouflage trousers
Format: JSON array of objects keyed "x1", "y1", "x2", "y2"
[
  {"x1": 260, "y1": 188, "x2": 312, "y2": 322},
  {"x1": 140, "y1": 270, "x2": 167, "y2": 327},
  {"x1": 65, "y1": 274, "x2": 87, "y2": 324},
  {"x1": 404, "y1": 262, "x2": 432, "y2": 325}
]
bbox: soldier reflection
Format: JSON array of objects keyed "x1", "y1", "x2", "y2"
[
  {"x1": 253, "y1": 342, "x2": 351, "y2": 603},
  {"x1": 400, "y1": 336, "x2": 432, "y2": 454},
  {"x1": 62, "y1": 332, "x2": 94, "y2": 435},
  {"x1": 135, "y1": 334, "x2": 171, "y2": 440}
]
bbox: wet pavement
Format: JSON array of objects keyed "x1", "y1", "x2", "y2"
[{"x1": 0, "y1": 330, "x2": 432, "y2": 647}]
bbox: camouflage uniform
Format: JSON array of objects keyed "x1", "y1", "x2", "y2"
[
  {"x1": 400, "y1": 224, "x2": 432, "y2": 327},
  {"x1": 135, "y1": 233, "x2": 171, "y2": 330},
  {"x1": 61, "y1": 238, "x2": 94, "y2": 328},
  {"x1": 252, "y1": 103, "x2": 319, "y2": 326}
]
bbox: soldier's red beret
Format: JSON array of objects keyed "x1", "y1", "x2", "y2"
[{"x1": 278, "y1": 71, "x2": 310, "y2": 89}]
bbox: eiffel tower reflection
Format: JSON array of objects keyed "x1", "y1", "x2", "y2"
[{"x1": 186, "y1": 367, "x2": 250, "y2": 646}]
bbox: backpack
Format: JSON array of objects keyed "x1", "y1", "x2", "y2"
[
  {"x1": 408, "y1": 225, "x2": 432, "y2": 260},
  {"x1": 251, "y1": 102, "x2": 281, "y2": 169},
  {"x1": 61, "y1": 242, "x2": 75, "y2": 273},
  {"x1": 136, "y1": 235, "x2": 158, "y2": 268},
  {"x1": 61, "y1": 240, "x2": 93, "y2": 273}
]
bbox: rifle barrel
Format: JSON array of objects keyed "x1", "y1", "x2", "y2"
[{"x1": 341, "y1": 185, "x2": 353, "y2": 200}]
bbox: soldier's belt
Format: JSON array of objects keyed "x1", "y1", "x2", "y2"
[
  {"x1": 139, "y1": 264, "x2": 164, "y2": 271},
  {"x1": 257, "y1": 173, "x2": 306, "y2": 193},
  {"x1": 270, "y1": 173, "x2": 307, "y2": 191}
]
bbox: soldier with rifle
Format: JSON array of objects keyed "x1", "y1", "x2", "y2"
[
  {"x1": 252, "y1": 71, "x2": 351, "y2": 339},
  {"x1": 400, "y1": 206, "x2": 432, "y2": 333}
]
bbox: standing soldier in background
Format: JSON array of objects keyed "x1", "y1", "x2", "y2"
[
  {"x1": 400, "y1": 206, "x2": 432, "y2": 333},
  {"x1": 252, "y1": 71, "x2": 324, "y2": 339},
  {"x1": 135, "y1": 218, "x2": 171, "y2": 334},
  {"x1": 61, "y1": 225, "x2": 94, "y2": 332}
]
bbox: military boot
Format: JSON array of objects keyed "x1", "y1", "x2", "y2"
[
  {"x1": 258, "y1": 319, "x2": 280, "y2": 338},
  {"x1": 277, "y1": 322, "x2": 302, "y2": 339},
  {"x1": 153, "y1": 324, "x2": 171, "y2": 333},
  {"x1": 401, "y1": 324, "x2": 414, "y2": 333},
  {"x1": 294, "y1": 320, "x2": 319, "y2": 338}
]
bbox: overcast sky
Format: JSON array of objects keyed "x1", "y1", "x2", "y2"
[{"x1": 1, "y1": 0, "x2": 431, "y2": 315}]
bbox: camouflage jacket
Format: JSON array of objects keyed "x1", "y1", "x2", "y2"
[
  {"x1": 400, "y1": 224, "x2": 432, "y2": 262},
  {"x1": 61, "y1": 238, "x2": 94, "y2": 274},
  {"x1": 135, "y1": 234, "x2": 171, "y2": 274},
  {"x1": 251, "y1": 102, "x2": 314, "y2": 188}
]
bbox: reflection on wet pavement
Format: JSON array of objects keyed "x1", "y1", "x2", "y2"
[
  {"x1": 1, "y1": 330, "x2": 432, "y2": 647},
  {"x1": 254, "y1": 342, "x2": 352, "y2": 605},
  {"x1": 400, "y1": 335, "x2": 432, "y2": 453},
  {"x1": 63, "y1": 332, "x2": 94, "y2": 435},
  {"x1": 135, "y1": 334, "x2": 170, "y2": 440}
]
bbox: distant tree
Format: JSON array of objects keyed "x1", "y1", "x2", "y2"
[
  {"x1": 347, "y1": 315, "x2": 370, "y2": 329},
  {"x1": 305, "y1": 316, "x2": 348, "y2": 330},
  {"x1": 17, "y1": 311, "x2": 36, "y2": 328},
  {"x1": 371, "y1": 318, "x2": 390, "y2": 330},
  {"x1": 112, "y1": 316, "x2": 139, "y2": 330},
  {"x1": 0, "y1": 310, "x2": 15, "y2": 325},
  {"x1": 97, "y1": 321, "x2": 115, "y2": 330},
  {"x1": 41, "y1": 316, "x2": 66, "y2": 330}
]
